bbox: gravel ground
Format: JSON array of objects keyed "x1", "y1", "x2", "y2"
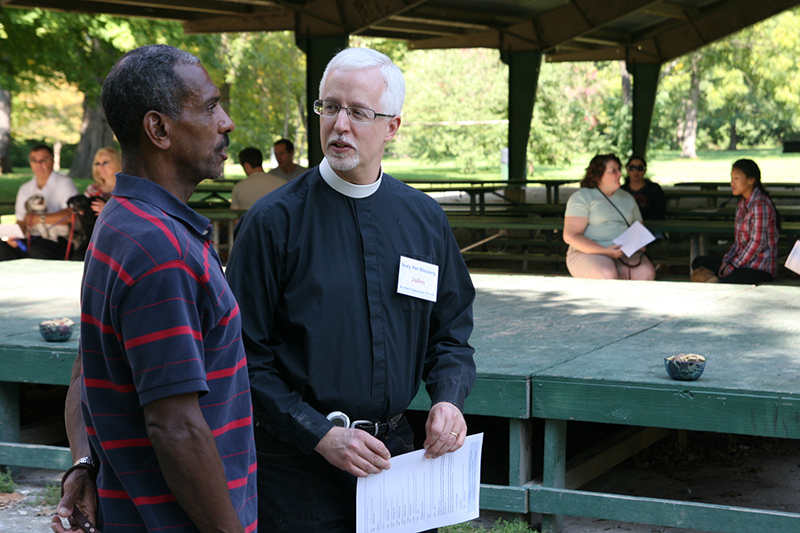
[
  {"x1": 0, "y1": 467, "x2": 63, "y2": 532},
  {"x1": 2, "y1": 433, "x2": 799, "y2": 532}
]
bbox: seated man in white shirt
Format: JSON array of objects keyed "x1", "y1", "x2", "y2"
[
  {"x1": 230, "y1": 147, "x2": 289, "y2": 210},
  {"x1": 0, "y1": 144, "x2": 78, "y2": 261},
  {"x1": 267, "y1": 138, "x2": 307, "y2": 181}
]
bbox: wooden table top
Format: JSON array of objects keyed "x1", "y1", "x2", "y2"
[
  {"x1": 0, "y1": 259, "x2": 82, "y2": 384},
  {"x1": 467, "y1": 274, "x2": 800, "y2": 437},
  {"x1": 5, "y1": 262, "x2": 800, "y2": 432}
]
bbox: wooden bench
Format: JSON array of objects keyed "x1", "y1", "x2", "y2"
[{"x1": 447, "y1": 215, "x2": 800, "y2": 270}]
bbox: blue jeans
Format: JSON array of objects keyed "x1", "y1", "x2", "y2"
[{"x1": 256, "y1": 415, "x2": 433, "y2": 532}]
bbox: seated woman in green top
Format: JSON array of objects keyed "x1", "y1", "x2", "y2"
[{"x1": 563, "y1": 153, "x2": 655, "y2": 280}]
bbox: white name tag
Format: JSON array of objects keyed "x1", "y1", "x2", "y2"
[{"x1": 397, "y1": 256, "x2": 439, "y2": 302}]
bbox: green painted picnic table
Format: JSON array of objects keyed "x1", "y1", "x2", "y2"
[
  {"x1": 0, "y1": 259, "x2": 80, "y2": 469},
  {"x1": 5, "y1": 262, "x2": 800, "y2": 532},
  {"x1": 674, "y1": 181, "x2": 800, "y2": 191},
  {"x1": 665, "y1": 187, "x2": 800, "y2": 207},
  {"x1": 402, "y1": 178, "x2": 578, "y2": 205},
  {"x1": 413, "y1": 274, "x2": 800, "y2": 532}
]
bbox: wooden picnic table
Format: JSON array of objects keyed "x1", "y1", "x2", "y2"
[
  {"x1": 411, "y1": 274, "x2": 800, "y2": 532},
  {"x1": 416, "y1": 275, "x2": 800, "y2": 532},
  {"x1": 664, "y1": 187, "x2": 800, "y2": 207},
  {"x1": 403, "y1": 178, "x2": 578, "y2": 205},
  {"x1": 446, "y1": 215, "x2": 800, "y2": 268},
  {"x1": 0, "y1": 259, "x2": 79, "y2": 470},
  {"x1": 5, "y1": 262, "x2": 800, "y2": 532},
  {"x1": 674, "y1": 181, "x2": 800, "y2": 190},
  {"x1": 193, "y1": 181, "x2": 234, "y2": 203}
]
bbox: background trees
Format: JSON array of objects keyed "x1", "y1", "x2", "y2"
[{"x1": 1, "y1": 5, "x2": 800, "y2": 176}]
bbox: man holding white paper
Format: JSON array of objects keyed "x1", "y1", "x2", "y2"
[
  {"x1": 227, "y1": 47, "x2": 476, "y2": 532},
  {"x1": 563, "y1": 153, "x2": 656, "y2": 280}
]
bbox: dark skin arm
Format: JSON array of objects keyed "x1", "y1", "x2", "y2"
[
  {"x1": 143, "y1": 392, "x2": 245, "y2": 533},
  {"x1": 51, "y1": 353, "x2": 98, "y2": 533}
]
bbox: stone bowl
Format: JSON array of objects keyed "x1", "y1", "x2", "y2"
[
  {"x1": 664, "y1": 353, "x2": 706, "y2": 381},
  {"x1": 39, "y1": 317, "x2": 75, "y2": 342}
]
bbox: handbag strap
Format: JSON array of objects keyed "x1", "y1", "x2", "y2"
[{"x1": 597, "y1": 188, "x2": 631, "y2": 227}]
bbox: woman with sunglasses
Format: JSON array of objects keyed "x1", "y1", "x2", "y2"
[
  {"x1": 691, "y1": 159, "x2": 778, "y2": 284},
  {"x1": 563, "y1": 153, "x2": 656, "y2": 280},
  {"x1": 621, "y1": 155, "x2": 666, "y2": 220}
]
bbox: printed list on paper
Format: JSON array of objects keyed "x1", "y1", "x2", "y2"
[
  {"x1": 612, "y1": 221, "x2": 656, "y2": 257},
  {"x1": 356, "y1": 433, "x2": 484, "y2": 533}
]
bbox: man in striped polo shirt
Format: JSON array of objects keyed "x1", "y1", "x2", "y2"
[{"x1": 53, "y1": 45, "x2": 257, "y2": 533}]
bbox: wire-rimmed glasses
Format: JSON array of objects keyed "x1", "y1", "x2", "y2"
[{"x1": 313, "y1": 99, "x2": 394, "y2": 124}]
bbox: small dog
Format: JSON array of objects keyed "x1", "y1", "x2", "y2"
[
  {"x1": 24, "y1": 194, "x2": 71, "y2": 242},
  {"x1": 67, "y1": 194, "x2": 98, "y2": 252}
]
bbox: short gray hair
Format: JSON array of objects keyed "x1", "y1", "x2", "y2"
[
  {"x1": 102, "y1": 44, "x2": 200, "y2": 151},
  {"x1": 319, "y1": 47, "x2": 405, "y2": 116}
]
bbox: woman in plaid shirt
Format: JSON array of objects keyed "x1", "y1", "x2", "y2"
[{"x1": 691, "y1": 159, "x2": 779, "y2": 284}]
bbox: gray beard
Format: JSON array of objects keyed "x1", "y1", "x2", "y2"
[{"x1": 326, "y1": 149, "x2": 360, "y2": 172}]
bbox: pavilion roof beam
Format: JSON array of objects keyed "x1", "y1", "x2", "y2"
[
  {"x1": 638, "y1": 1, "x2": 696, "y2": 20},
  {"x1": 407, "y1": 0, "x2": 662, "y2": 52},
  {"x1": 546, "y1": 0, "x2": 800, "y2": 63},
  {"x1": 6, "y1": 0, "x2": 221, "y2": 20},
  {"x1": 91, "y1": 0, "x2": 257, "y2": 16},
  {"x1": 184, "y1": 0, "x2": 433, "y2": 35}
]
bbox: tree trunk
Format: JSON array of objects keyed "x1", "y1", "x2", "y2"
[
  {"x1": 54, "y1": 140, "x2": 63, "y2": 171},
  {"x1": 69, "y1": 94, "x2": 115, "y2": 180},
  {"x1": 680, "y1": 54, "x2": 701, "y2": 159},
  {"x1": 727, "y1": 119, "x2": 739, "y2": 151},
  {"x1": 619, "y1": 60, "x2": 632, "y2": 107},
  {"x1": 0, "y1": 86, "x2": 12, "y2": 174}
]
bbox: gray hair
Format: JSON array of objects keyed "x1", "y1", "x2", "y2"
[
  {"x1": 319, "y1": 47, "x2": 405, "y2": 116},
  {"x1": 102, "y1": 44, "x2": 200, "y2": 151}
]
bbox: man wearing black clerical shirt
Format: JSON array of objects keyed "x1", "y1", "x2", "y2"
[{"x1": 226, "y1": 47, "x2": 476, "y2": 532}]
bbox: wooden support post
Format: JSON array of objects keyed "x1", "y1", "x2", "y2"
[
  {"x1": 509, "y1": 418, "x2": 533, "y2": 524},
  {"x1": 502, "y1": 51, "x2": 542, "y2": 204},
  {"x1": 296, "y1": 34, "x2": 349, "y2": 168},
  {"x1": 541, "y1": 419, "x2": 567, "y2": 533},
  {"x1": 630, "y1": 62, "x2": 661, "y2": 158},
  {"x1": 0, "y1": 382, "x2": 20, "y2": 473}
]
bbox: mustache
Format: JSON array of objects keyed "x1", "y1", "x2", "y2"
[
  {"x1": 327, "y1": 135, "x2": 354, "y2": 147},
  {"x1": 216, "y1": 134, "x2": 230, "y2": 152}
]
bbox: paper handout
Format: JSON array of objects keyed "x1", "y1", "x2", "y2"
[
  {"x1": 613, "y1": 221, "x2": 656, "y2": 257},
  {"x1": 785, "y1": 240, "x2": 800, "y2": 275},
  {"x1": 0, "y1": 224, "x2": 24, "y2": 240},
  {"x1": 356, "y1": 433, "x2": 484, "y2": 533}
]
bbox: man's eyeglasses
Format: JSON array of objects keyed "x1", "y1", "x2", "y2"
[
  {"x1": 627, "y1": 164, "x2": 645, "y2": 172},
  {"x1": 313, "y1": 100, "x2": 394, "y2": 124}
]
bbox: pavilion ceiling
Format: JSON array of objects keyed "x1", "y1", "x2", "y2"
[{"x1": 3, "y1": 0, "x2": 800, "y2": 63}]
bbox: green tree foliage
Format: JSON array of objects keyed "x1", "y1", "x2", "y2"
[
  {"x1": 397, "y1": 48, "x2": 507, "y2": 173},
  {"x1": 532, "y1": 61, "x2": 630, "y2": 167},
  {"x1": 221, "y1": 31, "x2": 307, "y2": 164},
  {"x1": 653, "y1": 6, "x2": 800, "y2": 153}
]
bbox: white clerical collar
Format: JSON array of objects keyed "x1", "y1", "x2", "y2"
[{"x1": 320, "y1": 157, "x2": 382, "y2": 199}]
